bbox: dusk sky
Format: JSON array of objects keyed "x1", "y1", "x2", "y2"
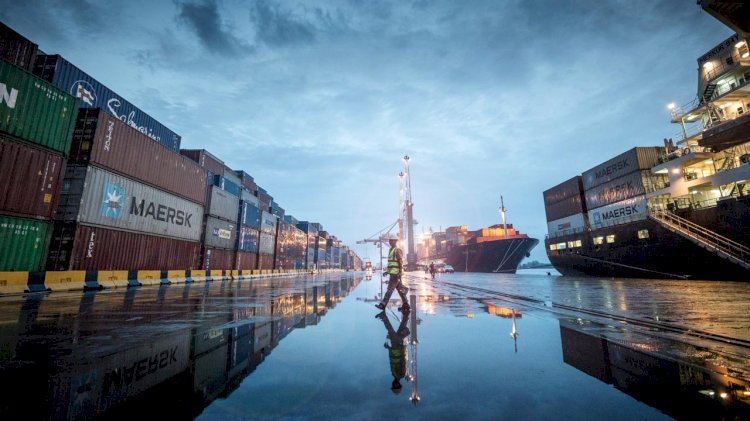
[{"x1": 0, "y1": 0, "x2": 732, "y2": 263}]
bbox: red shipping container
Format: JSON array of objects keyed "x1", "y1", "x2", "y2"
[
  {"x1": 46, "y1": 223, "x2": 201, "y2": 270},
  {"x1": 70, "y1": 109, "x2": 207, "y2": 205},
  {"x1": 180, "y1": 149, "x2": 225, "y2": 175},
  {"x1": 0, "y1": 135, "x2": 65, "y2": 219},
  {"x1": 236, "y1": 251, "x2": 257, "y2": 270},
  {"x1": 202, "y1": 247, "x2": 235, "y2": 270},
  {"x1": 257, "y1": 254, "x2": 274, "y2": 270}
]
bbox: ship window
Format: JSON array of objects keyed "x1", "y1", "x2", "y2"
[
  {"x1": 549, "y1": 244, "x2": 557, "y2": 251},
  {"x1": 557, "y1": 242, "x2": 567, "y2": 250},
  {"x1": 567, "y1": 240, "x2": 582, "y2": 248},
  {"x1": 638, "y1": 229, "x2": 649, "y2": 239},
  {"x1": 605, "y1": 234, "x2": 615, "y2": 243},
  {"x1": 593, "y1": 236, "x2": 604, "y2": 245}
]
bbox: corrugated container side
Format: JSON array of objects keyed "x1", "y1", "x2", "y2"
[
  {"x1": 257, "y1": 253, "x2": 275, "y2": 270},
  {"x1": 45, "y1": 223, "x2": 200, "y2": 271},
  {"x1": 257, "y1": 191, "x2": 272, "y2": 212},
  {"x1": 259, "y1": 232, "x2": 276, "y2": 256},
  {"x1": 260, "y1": 211, "x2": 277, "y2": 235},
  {"x1": 203, "y1": 216, "x2": 236, "y2": 249},
  {"x1": 543, "y1": 176, "x2": 584, "y2": 206},
  {"x1": 0, "y1": 23, "x2": 38, "y2": 71},
  {"x1": 235, "y1": 170, "x2": 256, "y2": 193},
  {"x1": 238, "y1": 226, "x2": 259, "y2": 253},
  {"x1": 235, "y1": 251, "x2": 257, "y2": 270},
  {"x1": 212, "y1": 175, "x2": 241, "y2": 197},
  {"x1": 239, "y1": 200, "x2": 261, "y2": 229},
  {"x1": 208, "y1": 186, "x2": 240, "y2": 223},
  {"x1": 582, "y1": 147, "x2": 664, "y2": 190},
  {"x1": 587, "y1": 196, "x2": 648, "y2": 230},
  {"x1": 56, "y1": 165, "x2": 204, "y2": 241},
  {"x1": 584, "y1": 170, "x2": 668, "y2": 210},
  {"x1": 544, "y1": 195, "x2": 587, "y2": 222},
  {"x1": 546, "y1": 213, "x2": 589, "y2": 238},
  {"x1": 0, "y1": 215, "x2": 50, "y2": 271},
  {"x1": 222, "y1": 166, "x2": 241, "y2": 186},
  {"x1": 0, "y1": 60, "x2": 77, "y2": 153},
  {"x1": 202, "y1": 247, "x2": 235, "y2": 270},
  {"x1": 33, "y1": 55, "x2": 182, "y2": 151},
  {"x1": 180, "y1": 149, "x2": 224, "y2": 175},
  {"x1": 69, "y1": 109, "x2": 208, "y2": 204},
  {"x1": 0, "y1": 135, "x2": 65, "y2": 219},
  {"x1": 240, "y1": 189, "x2": 259, "y2": 206}
]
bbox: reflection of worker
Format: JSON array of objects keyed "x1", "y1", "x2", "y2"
[
  {"x1": 429, "y1": 262, "x2": 436, "y2": 280},
  {"x1": 376, "y1": 234, "x2": 410, "y2": 311},
  {"x1": 375, "y1": 309, "x2": 410, "y2": 393}
]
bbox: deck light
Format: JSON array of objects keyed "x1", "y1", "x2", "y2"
[
  {"x1": 736, "y1": 41, "x2": 746, "y2": 48},
  {"x1": 720, "y1": 392, "x2": 728, "y2": 399},
  {"x1": 667, "y1": 103, "x2": 676, "y2": 110},
  {"x1": 703, "y1": 61, "x2": 714, "y2": 70}
]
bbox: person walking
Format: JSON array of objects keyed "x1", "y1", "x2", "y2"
[
  {"x1": 429, "y1": 262, "x2": 436, "y2": 280},
  {"x1": 376, "y1": 234, "x2": 410, "y2": 312}
]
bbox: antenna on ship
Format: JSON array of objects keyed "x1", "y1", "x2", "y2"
[{"x1": 499, "y1": 196, "x2": 508, "y2": 239}]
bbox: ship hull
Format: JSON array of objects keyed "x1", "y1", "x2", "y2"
[
  {"x1": 545, "y1": 198, "x2": 750, "y2": 280},
  {"x1": 444, "y1": 237, "x2": 539, "y2": 273}
]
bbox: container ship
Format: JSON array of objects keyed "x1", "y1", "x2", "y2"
[
  {"x1": 543, "y1": 2, "x2": 750, "y2": 280},
  {"x1": 0, "y1": 21, "x2": 363, "y2": 274},
  {"x1": 418, "y1": 202, "x2": 538, "y2": 273}
]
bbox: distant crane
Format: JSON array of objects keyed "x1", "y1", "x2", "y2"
[
  {"x1": 356, "y1": 220, "x2": 399, "y2": 300},
  {"x1": 499, "y1": 195, "x2": 508, "y2": 239},
  {"x1": 400, "y1": 156, "x2": 418, "y2": 271}
]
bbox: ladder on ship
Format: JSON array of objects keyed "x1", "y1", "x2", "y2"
[{"x1": 649, "y1": 209, "x2": 750, "y2": 271}]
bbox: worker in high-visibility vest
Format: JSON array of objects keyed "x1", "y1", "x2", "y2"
[
  {"x1": 375, "y1": 306, "x2": 410, "y2": 393},
  {"x1": 376, "y1": 234, "x2": 409, "y2": 312}
]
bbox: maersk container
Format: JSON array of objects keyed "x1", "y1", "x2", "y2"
[
  {"x1": 584, "y1": 170, "x2": 668, "y2": 210},
  {"x1": 204, "y1": 216, "x2": 236, "y2": 249},
  {"x1": 212, "y1": 175, "x2": 241, "y2": 197},
  {"x1": 235, "y1": 170, "x2": 256, "y2": 193},
  {"x1": 1, "y1": 22, "x2": 38, "y2": 71},
  {"x1": 236, "y1": 251, "x2": 257, "y2": 270},
  {"x1": 0, "y1": 135, "x2": 65, "y2": 219},
  {"x1": 208, "y1": 186, "x2": 240, "y2": 223},
  {"x1": 543, "y1": 176, "x2": 584, "y2": 206},
  {"x1": 0, "y1": 60, "x2": 76, "y2": 153},
  {"x1": 239, "y1": 200, "x2": 261, "y2": 229},
  {"x1": 180, "y1": 149, "x2": 224, "y2": 175},
  {"x1": 587, "y1": 195, "x2": 649, "y2": 230},
  {"x1": 544, "y1": 194, "x2": 587, "y2": 222},
  {"x1": 47, "y1": 223, "x2": 199, "y2": 270},
  {"x1": 238, "y1": 226, "x2": 259, "y2": 253},
  {"x1": 33, "y1": 55, "x2": 181, "y2": 151},
  {"x1": 0, "y1": 215, "x2": 50, "y2": 271},
  {"x1": 70, "y1": 109, "x2": 207, "y2": 205},
  {"x1": 202, "y1": 247, "x2": 235, "y2": 270},
  {"x1": 582, "y1": 147, "x2": 664, "y2": 191},
  {"x1": 260, "y1": 211, "x2": 278, "y2": 235},
  {"x1": 56, "y1": 165, "x2": 204, "y2": 241}
]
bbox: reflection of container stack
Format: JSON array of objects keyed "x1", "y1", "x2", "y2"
[
  {"x1": 48, "y1": 109, "x2": 204, "y2": 270},
  {"x1": 0, "y1": 58, "x2": 76, "y2": 271},
  {"x1": 582, "y1": 147, "x2": 666, "y2": 230}
]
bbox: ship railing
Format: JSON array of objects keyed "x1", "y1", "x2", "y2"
[
  {"x1": 588, "y1": 213, "x2": 648, "y2": 231},
  {"x1": 650, "y1": 209, "x2": 750, "y2": 265},
  {"x1": 546, "y1": 226, "x2": 586, "y2": 239}
]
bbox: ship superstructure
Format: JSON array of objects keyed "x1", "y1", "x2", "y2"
[{"x1": 544, "y1": 2, "x2": 750, "y2": 280}]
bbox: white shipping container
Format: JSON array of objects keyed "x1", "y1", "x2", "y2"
[
  {"x1": 57, "y1": 165, "x2": 204, "y2": 241},
  {"x1": 588, "y1": 196, "x2": 648, "y2": 229},
  {"x1": 208, "y1": 185, "x2": 240, "y2": 223},
  {"x1": 204, "y1": 216, "x2": 236, "y2": 249},
  {"x1": 546, "y1": 213, "x2": 588, "y2": 238}
]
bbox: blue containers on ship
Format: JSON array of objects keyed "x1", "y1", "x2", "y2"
[
  {"x1": 212, "y1": 174, "x2": 241, "y2": 197},
  {"x1": 33, "y1": 55, "x2": 181, "y2": 151}
]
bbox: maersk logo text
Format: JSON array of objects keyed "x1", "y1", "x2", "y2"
[
  {"x1": 595, "y1": 158, "x2": 629, "y2": 180},
  {"x1": 594, "y1": 205, "x2": 639, "y2": 223},
  {"x1": 0, "y1": 83, "x2": 18, "y2": 109},
  {"x1": 129, "y1": 198, "x2": 192, "y2": 227},
  {"x1": 101, "y1": 183, "x2": 126, "y2": 219}
]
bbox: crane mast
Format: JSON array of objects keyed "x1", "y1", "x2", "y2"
[{"x1": 400, "y1": 156, "x2": 418, "y2": 271}]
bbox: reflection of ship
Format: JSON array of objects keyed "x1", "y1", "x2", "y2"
[
  {"x1": 420, "y1": 200, "x2": 539, "y2": 273},
  {"x1": 559, "y1": 319, "x2": 750, "y2": 419},
  {"x1": 543, "y1": 4, "x2": 750, "y2": 280}
]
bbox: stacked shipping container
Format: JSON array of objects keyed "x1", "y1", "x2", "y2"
[
  {"x1": 0, "y1": 21, "x2": 364, "y2": 274},
  {"x1": 0, "y1": 58, "x2": 76, "y2": 271},
  {"x1": 543, "y1": 176, "x2": 588, "y2": 239}
]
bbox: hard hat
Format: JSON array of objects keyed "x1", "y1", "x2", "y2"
[{"x1": 387, "y1": 233, "x2": 398, "y2": 241}]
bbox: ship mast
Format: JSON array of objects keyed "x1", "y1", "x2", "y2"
[{"x1": 500, "y1": 196, "x2": 508, "y2": 239}]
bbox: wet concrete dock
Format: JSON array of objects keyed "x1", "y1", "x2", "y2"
[{"x1": 0, "y1": 270, "x2": 749, "y2": 420}]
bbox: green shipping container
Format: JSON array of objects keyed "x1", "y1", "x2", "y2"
[
  {"x1": 0, "y1": 215, "x2": 50, "y2": 271},
  {"x1": 0, "y1": 59, "x2": 76, "y2": 154}
]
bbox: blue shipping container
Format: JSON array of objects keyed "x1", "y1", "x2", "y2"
[
  {"x1": 213, "y1": 175, "x2": 241, "y2": 197},
  {"x1": 238, "y1": 226, "x2": 259, "y2": 253},
  {"x1": 33, "y1": 55, "x2": 181, "y2": 151},
  {"x1": 240, "y1": 200, "x2": 261, "y2": 229}
]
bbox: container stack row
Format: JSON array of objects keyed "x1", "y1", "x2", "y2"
[{"x1": 0, "y1": 21, "x2": 363, "y2": 273}]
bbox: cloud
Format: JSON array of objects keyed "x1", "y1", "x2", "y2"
[
  {"x1": 176, "y1": 0, "x2": 249, "y2": 56},
  {"x1": 249, "y1": 0, "x2": 316, "y2": 47}
]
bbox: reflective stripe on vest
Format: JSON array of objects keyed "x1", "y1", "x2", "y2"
[{"x1": 387, "y1": 247, "x2": 400, "y2": 274}]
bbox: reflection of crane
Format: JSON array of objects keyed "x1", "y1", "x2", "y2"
[
  {"x1": 408, "y1": 294, "x2": 420, "y2": 405},
  {"x1": 510, "y1": 308, "x2": 518, "y2": 353},
  {"x1": 400, "y1": 156, "x2": 418, "y2": 271}
]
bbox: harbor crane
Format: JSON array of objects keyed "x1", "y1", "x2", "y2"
[{"x1": 400, "y1": 156, "x2": 418, "y2": 271}]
